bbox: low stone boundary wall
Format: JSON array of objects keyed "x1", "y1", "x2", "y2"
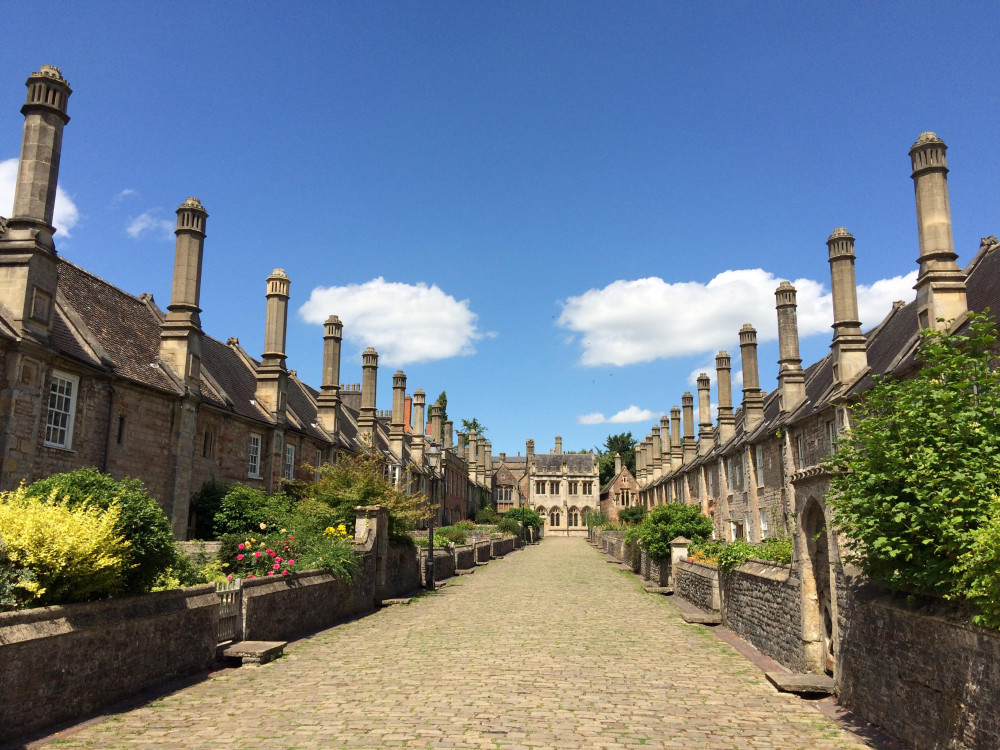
[
  {"x1": 838, "y1": 586, "x2": 1000, "y2": 750},
  {"x1": 491, "y1": 536, "x2": 514, "y2": 557},
  {"x1": 418, "y1": 548, "x2": 456, "y2": 585},
  {"x1": 475, "y1": 539, "x2": 492, "y2": 563},
  {"x1": 639, "y1": 548, "x2": 670, "y2": 586},
  {"x1": 719, "y1": 560, "x2": 805, "y2": 670},
  {"x1": 383, "y1": 539, "x2": 421, "y2": 599},
  {"x1": 674, "y1": 559, "x2": 720, "y2": 612},
  {"x1": 454, "y1": 544, "x2": 476, "y2": 570},
  {"x1": 0, "y1": 585, "x2": 218, "y2": 743},
  {"x1": 599, "y1": 530, "x2": 627, "y2": 561}
]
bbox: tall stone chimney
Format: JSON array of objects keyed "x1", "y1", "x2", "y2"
[
  {"x1": 526, "y1": 438, "x2": 535, "y2": 458},
  {"x1": 660, "y1": 415, "x2": 671, "y2": 471},
  {"x1": 636, "y1": 439, "x2": 645, "y2": 484},
  {"x1": 555, "y1": 435, "x2": 562, "y2": 454},
  {"x1": 827, "y1": 228, "x2": 869, "y2": 389},
  {"x1": 739, "y1": 325, "x2": 765, "y2": 432},
  {"x1": 256, "y1": 269, "x2": 290, "y2": 421},
  {"x1": 910, "y1": 132, "x2": 967, "y2": 330},
  {"x1": 697, "y1": 373, "x2": 714, "y2": 455},
  {"x1": 159, "y1": 197, "x2": 208, "y2": 391},
  {"x1": 775, "y1": 282, "x2": 806, "y2": 413},
  {"x1": 430, "y1": 403, "x2": 442, "y2": 447},
  {"x1": 484, "y1": 440, "x2": 493, "y2": 489},
  {"x1": 357, "y1": 347, "x2": 379, "y2": 440},
  {"x1": 715, "y1": 351, "x2": 736, "y2": 444},
  {"x1": 316, "y1": 315, "x2": 343, "y2": 435},
  {"x1": 411, "y1": 389, "x2": 426, "y2": 464},
  {"x1": 443, "y1": 420, "x2": 453, "y2": 451},
  {"x1": 670, "y1": 406, "x2": 682, "y2": 470},
  {"x1": 682, "y1": 393, "x2": 697, "y2": 463},
  {"x1": 0, "y1": 66, "x2": 72, "y2": 340},
  {"x1": 389, "y1": 370, "x2": 407, "y2": 463},
  {"x1": 467, "y1": 429, "x2": 478, "y2": 482},
  {"x1": 650, "y1": 425, "x2": 662, "y2": 480},
  {"x1": 614, "y1": 452, "x2": 622, "y2": 476}
]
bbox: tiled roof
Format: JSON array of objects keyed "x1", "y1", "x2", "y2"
[{"x1": 531, "y1": 453, "x2": 598, "y2": 474}]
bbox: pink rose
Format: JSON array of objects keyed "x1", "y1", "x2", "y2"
[
  {"x1": 238, "y1": 543, "x2": 245, "y2": 550},
  {"x1": 247, "y1": 574, "x2": 256, "y2": 579},
  {"x1": 282, "y1": 570, "x2": 289, "y2": 576},
  {"x1": 267, "y1": 571, "x2": 274, "y2": 576},
  {"x1": 266, "y1": 549, "x2": 274, "y2": 556},
  {"x1": 254, "y1": 551, "x2": 262, "y2": 558},
  {"x1": 288, "y1": 560, "x2": 295, "y2": 566},
  {"x1": 289, "y1": 536, "x2": 295, "y2": 541},
  {"x1": 226, "y1": 574, "x2": 233, "y2": 581},
  {"x1": 237, "y1": 554, "x2": 244, "y2": 561},
  {"x1": 275, "y1": 556, "x2": 283, "y2": 563},
  {"x1": 273, "y1": 563, "x2": 280, "y2": 570}
]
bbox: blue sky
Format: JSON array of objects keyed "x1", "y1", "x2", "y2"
[{"x1": 2, "y1": 2, "x2": 999, "y2": 455}]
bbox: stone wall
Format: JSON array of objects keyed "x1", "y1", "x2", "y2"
[
  {"x1": 419, "y1": 548, "x2": 456, "y2": 585},
  {"x1": 454, "y1": 544, "x2": 476, "y2": 570},
  {"x1": 242, "y1": 552, "x2": 377, "y2": 642},
  {"x1": 718, "y1": 560, "x2": 806, "y2": 670},
  {"x1": 838, "y1": 586, "x2": 1000, "y2": 750},
  {"x1": 674, "y1": 559, "x2": 720, "y2": 612},
  {"x1": 381, "y1": 539, "x2": 421, "y2": 599},
  {"x1": 599, "y1": 530, "x2": 627, "y2": 561},
  {"x1": 638, "y1": 547, "x2": 670, "y2": 587},
  {"x1": 0, "y1": 585, "x2": 218, "y2": 743},
  {"x1": 475, "y1": 539, "x2": 491, "y2": 563}
]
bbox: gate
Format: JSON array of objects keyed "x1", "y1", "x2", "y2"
[{"x1": 216, "y1": 578, "x2": 242, "y2": 643}]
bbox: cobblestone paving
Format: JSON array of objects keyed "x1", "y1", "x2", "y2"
[{"x1": 43, "y1": 538, "x2": 866, "y2": 749}]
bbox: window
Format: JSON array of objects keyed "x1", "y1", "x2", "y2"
[
  {"x1": 549, "y1": 480, "x2": 559, "y2": 495},
  {"x1": 796, "y1": 435, "x2": 805, "y2": 468},
  {"x1": 582, "y1": 481, "x2": 593, "y2": 495},
  {"x1": 315, "y1": 449, "x2": 322, "y2": 480},
  {"x1": 568, "y1": 481, "x2": 578, "y2": 495},
  {"x1": 827, "y1": 420, "x2": 837, "y2": 453},
  {"x1": 536, "y1": 480, "x2": 546, "y2": 494},
  {"x1": 730, "y1": 518, "x2": 745, "y2": 542},
  {"x1": 248, "y1": 434, "x2": 261, "y2": 478},
  {"x1": 116, "y1": 415, "x2": 126, "y2": 446},
  {"x1": 549, "y1": 510, "x2": 561, "y2": 527},
  {"x1": 760, "y1": 509, "x2": 770, "y2": 537},
  {"x1": 706, "y1": 469, "x2": 714, "y2": 497},
  {"x1": 284, "y1": 444, "x2": 295, "y2": 480},
  {"x1": 44, "y1": 371, "x2": 79, "y2": 449},
  {"x1": 203, "y1": 427, "x2": 216, "y2": 459},
  {"x1": 755, "y1": 444, "x2": 765, "y2": 486}
]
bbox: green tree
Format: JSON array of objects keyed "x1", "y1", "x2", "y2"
[
  {"x1": 828, "y1": 312, "x2": 1000, "y2": 598},
  {"x1": 597, "y1": 432, "x2": 637, "y2": 486},
  {"x1": 630, "y1": 503, "x2": 713, "y2": 561},
  {"x1": 461, "y1": 418, "x2": 486, "y2": 435},
  {"x1": 435, "y1": 391, "x2": 448, "y2": 441}
]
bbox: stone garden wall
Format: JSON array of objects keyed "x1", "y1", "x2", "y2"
[{"x1": 674, "y1": 559, "x2": 720, "y2": 612}]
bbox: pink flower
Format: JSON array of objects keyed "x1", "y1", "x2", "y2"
[
  {"x1": 273, "y1": 563, "x2": 280, "y2": 570},
  {"x1": 267, "y1": 571, "x2": 274, "y2": 576},
  {"x1": 275, "y1": 556, "x2": 283, "y2": 563},
  {"x1": 287, "y1": 560, "x2": 295, "y2": 566},
  {"x1": 226, "y1": 574, "x2": 233, "y2": 581},
  {"x1": 288, "y1": 536, "x2": 295, "y2": 541},
  {"x1": 236, "y1": 554, "x2": 244, "y2": 561},
  {"x1": 247, "y1": 574, "x2": 256, "y2": 579},
  {"x1": 254, "y1": 551, "x2": 262, "y2": 558},
  {"x1": 282, "y1": 570, "x2": 290, "y2": 576},
  {"x1": 238, "y1": 543, "x2": 245, "y2": 550},
  {"x1": 266, "y1": 549, "x2": 274, "y2": 556}
]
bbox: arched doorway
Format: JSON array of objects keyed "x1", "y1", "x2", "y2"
[{"x1": 802, "y1": 498, "x2": 835, "y2": 674}]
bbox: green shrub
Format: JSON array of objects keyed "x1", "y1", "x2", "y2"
[
  {"x1": 504, "y1": 507, "x2": 542, "y2": 529},
  {"x1": 632, "y1": 503, "x2": 713, "y2": 561},
  {"x1": 0, "y1": 486, "x2": 133, "y2": 605},
  {"x1": 225, "y1": 522, "x2": 357, "y2": 582},
  {"x1": 24, "y1": 468, "x2": 175, "y2": 595},
  {"x1": 690, "y1": 538, "x2": 726, "y2": 565},
  {"x1": 953, "y1": 495, "x2": 1000, "y2": 629},
  {"x1": 829, "y1": 313, "x2": 1000, "y2": 597},
  {"x1": 475, "y1": 506, "x2": 499, "y2": 524},
  {"x1": 454, "y1": 520, "x2": 476, "y2": 531},
  {"x1": 618, "y1": 505, "x2": 647, "y2": 525},
  {"x1": 0, "y1": 533, "x2": 35, "y2": 610},
  {"x1": 496, "y1": 517, "x2": 520, "y2": 535},
  {"x1": 434, "y1": 526, "x2": 467, "y2": 545},
  {"x1": 583, "y1": 509, "x2": 609, "y2": 528},
  {"x1": 190, "y1": 478, "x2": 229, "y2": 540},
  {"x1": 213, "y1": 484, "x2": 293, "y2": 538}
]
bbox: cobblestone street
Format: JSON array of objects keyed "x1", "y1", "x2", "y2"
[{"x1": 39, "y1": 538, "x2": 866, "y2": 749}]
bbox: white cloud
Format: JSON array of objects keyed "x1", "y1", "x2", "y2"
[
  {"x1": 113, "y1": 188, "x2": 136, "y2": 204},
  {"x1": 126, "y1": 211, "x2": 174, "y2": 241},
  {"x1": 558, "y1": 268, "x2": 918, "y2": 367},
  {"x1": 0, "y1": 157, "x2": 80, "y2": 237},
  {"x1": 578, "y1": 405, "x2": 658, "y2": 425},
  {"x1": 298, "y1": 277, "x2": 486, "y2": 366}
]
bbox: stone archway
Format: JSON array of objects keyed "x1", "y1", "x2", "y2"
[{"x1": 801, "y1": 497, "x2": 835, "y2": 674}]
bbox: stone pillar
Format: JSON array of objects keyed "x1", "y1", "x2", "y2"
[
  {"x1": 555, "y1": 435, "x2": 562, "y2": 454},
  {"x1": 650, "y1": 425, "x2": 662, "y2": 480},
  {"x1": 910, "y1": 132, "x2": 967, "y2": 330},
  {"x1": 715, "y1": 351, "x2": 735, "y2": 444},
  {"x1": 668, "y1": 536, "x2": 690, "y2": 588},
  {"x1": 739, "y1": 324, "x2": 764, "y2": 433},
  {"x1": 614, "y1": 452, "x2": 622, "y2": 476},
  {"x1": 411, "y1": 389, "x2": 426, "y2": 464},
  {"x1": 484, "y1": 440, "x2": 493, "y2": 490},
  {"x1": 389, "y1": 370, "x2": 407, "y2": 466},
  {"x1": 682, "y1": 393, "x2": 696, "y2": 464},
  {"x1": 256, "y1": 269, "x2": 290, "y2": 421},
  {"x1": 159, "y1": 197, "x2": 207, "y2": 391},
  {"x1": 430, "y1": 403, "x2": 442, "y2": 446},
  {"x1": 357, "y1": 347, "x2": 379, "y2": 440},
  {"x1": 0, "y1": 66, "x2": 72, "y2": 340},
  {"x1": 775, "y1": 282, "x2": 806, "y2": 413},
  {"x1": 354, "y1": 505, "x2": 389, "y2": 601},
  {"x1": 827, "y1": 228, "x2": 869, "y2": 389},
  {"x1": 467, "y1": 429, "x2": 478, "y2": 482},
  {"x1": 316, "y1": 315, "x2": 343, "y2": 435},
  {"x1": 443, "y1": 420, "x2": 453, "y2": 451},
  {"x1": 697, "y1": 373, "x2": 714, "y2": 456},
  {"x1": 660, "y1": 415, "x2": 671, "y2": 472},
  {"x1": 670, "y1": 406, "x2": 682, "y2": 470}
]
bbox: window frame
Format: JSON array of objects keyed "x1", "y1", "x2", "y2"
[
  {"x1": 44, "y1": 370, "x2": 80, "y2": 450},
  {"x1": 248, "y1": 433, "x2": 262, "y2": 478},
  {"x1": 284, "y1": 443, "x2": 295, "y2": 481}
]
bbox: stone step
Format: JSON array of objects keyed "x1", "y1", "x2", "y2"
[
  {"x1": 222, "y1": 640, "x2": 286, "y2": 666},
  {"x1": 680, "y1": 610, "x2": 722, "y2": 625},
  {"x1": 644, "y1": 586, "x2": 673, "y2": 595},
  {"x1": 381, "y1": 597, "x2": 413, "y2": 606},
  {"x1": 455, "y1": 568, "x2": 476, "y2": 575},
  {"x1": 765, "y1": 672, "x2": 835, "y2": 696}
]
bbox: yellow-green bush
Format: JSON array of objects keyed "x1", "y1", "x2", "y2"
[{"x1": 0, "y1": 487, "x2": 133, "y2": 606}]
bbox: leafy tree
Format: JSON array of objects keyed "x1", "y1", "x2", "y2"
[
  {"x1": 597, "y1": 432, "x2": 637, "y2": 486},
  {"x1": 435, "y1": 391, "x2": 448, "y2": 441},
  {"x1": 630, "y1": 503, "x2": 713, "y2": 561},
  {"x1": 461, "y1": 417, "x2": 486, "y2": 435},
  {"x1": 504, "y1": 507, "x2": 542, "y2": 529},
  {"x1": 829, "y1": 312, "x2": 1000, "y2": 599},
  {"x1": 618, "y1": 505, "x2": 647, "y2": 525}
]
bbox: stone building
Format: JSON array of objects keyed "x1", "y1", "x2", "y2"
[
  {"x1": 634, "y1": 130, "x2": 1000, "y2": 676},
  {"x1": 0, "y1": 66, "x2": 479, "y2": 537},
  {"x1": 599, "y1": 453, "x2": 638, "y2": 522}
]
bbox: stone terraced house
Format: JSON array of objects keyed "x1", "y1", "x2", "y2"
[{"x1": 0, "y1": 65, "x2": 480, "y2": 537}]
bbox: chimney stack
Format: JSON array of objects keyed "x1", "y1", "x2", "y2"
[
  {"x1": 697, "y1": 373, "x2": 714, "y2": 455},
  {"x1": 411, "y1": 389, "x2": 426, "y2": 464},
  {"x1": 650, "y1": 424, "x2": 662, "y2": 480},
  {"x1": 739, "y1": 324, "x2": 765, "y2": 432},
  {"x1": 555, "y1": 435, "x2": 562, "y2": 454},
  {"x1": 614, "y1": 452, "x2": 622, "y2": 477},
  {"x1": 430, "y1": 403, "x2": 442, "y2": 446},
  {"x1": 775, "y1": 282, "x2": 806, "y2": 413},
  {"x1": 443, "y1": 420, "x2": 453, "y2": 451},
  {"x1": 468, "y1": 429, "x2": 478, "y2": 482},
  {"x1": 715, "y1": 351, "x2": 735, "y2": 444},
  {"x1": 484, "y1": 440, "x2": 493, "y2": 489},
  {"x1": 670, "y1": 406, "x2": 682, "y2": 470},
  {"x1": 660, "y1": 415, "x2": 671, "y2": 472},
  {"x1": 159, "y1": 197, "x2": 208, "y2": 391},
  {"x1": 357, "y1": 347, "x2": 379, "y2": 439},
  {"x1": 682, "y1": 393, "x2": 697, "y2": 463},
  {"x1": 0, "y1": 66, "x2": 72, "y2": 339},
  {"x1": 316, "y1": 315, "x2": 343, "y2": 435},
  {"x1": 910, "y1": 132, "x2": 968, "y2": 330},
  {"x1": 256, "y1": 269, "x2": 290, "y2": 420},
  {"x1": 827, "y1": 228, "x2": 869, "y2": 389},
  {"x1": 389, "y1": 371, "x2": 407, "y2": 463}
]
